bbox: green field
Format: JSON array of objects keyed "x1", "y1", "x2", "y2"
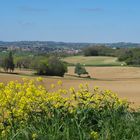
[{"x1": 62, "y1": 56, "x2": 126, "y2": 66}]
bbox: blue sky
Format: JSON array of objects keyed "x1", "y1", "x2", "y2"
[{"x1": 0, "y1": 0, "x2": 140, "y2": 43}]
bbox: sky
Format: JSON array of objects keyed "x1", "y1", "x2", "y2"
[{"x1": 0, "y1": 0, "x2": 140, "y2": 43}]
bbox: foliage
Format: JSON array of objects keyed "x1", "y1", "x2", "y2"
[
  {"x1": 118, "y1": 48, "x2": 140, "y2": 65},
  {"x1": 83, "y1": 46, "x2": 116, "y2": 57},
  {"x1": 36, "y1": 56, "x2": 67, "y2": 77},
  {"x1": 75, "y1": 63, "x2": 88, "y2": 76},
  {"x1": 1, "y1": 52, "x2": 15, "y2": 72},
  {"x1": 15, "y1": 57, "x2": 32, "y2": 69},
  {"x1": 14, "y1": 55, "x2": 49, "y2": 70},
  {"x1": 35, "y1": 61, "x2": 48, "y2": 75},
  {"x1": 0, "y1": 78, "x2": 138, "y2": 140}
]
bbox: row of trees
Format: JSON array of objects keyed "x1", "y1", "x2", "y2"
[
  {"x1": 0, "y1": 52, "x2": 90, "y2": 77},
  {"x1": 83, "y1": 45, "x2": 140, "y2": 66},
  {"x1": 0, "y1": 52, "x2": 68, "y2": 76},
  {"x1": 83, "y1": 45, "x2": 116, "y2": 56},
  {"x1": 118, "y1": 48, "x2": 140, "y2": 65}
]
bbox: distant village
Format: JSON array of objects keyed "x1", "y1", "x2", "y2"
[
  {"x1": 0, "y1": 41, "x2": 82, "y2": 55},
  {"x1": 0, "y1": 41, "x2": 140, "y2": 55}
]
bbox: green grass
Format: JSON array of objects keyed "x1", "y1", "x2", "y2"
[{"x1": 62, "y1": 56, "x2": 126, "y2": 66}]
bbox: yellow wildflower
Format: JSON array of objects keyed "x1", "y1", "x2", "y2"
[
  {"x1": 57, "y1": 80, "x2": 62, "y2": 86},
  {"x1": 90, "y1": 131, "x2": 99, "y2": 140},
  {"x1": 51, "y1": 84, "x2": 55, "y2": 89},
  {"x1": 36, "y1": 77, "x2": 43, "y2": 82},
  {"x1": 32, "y1": 133, "x2": 38, "y2": 140}
]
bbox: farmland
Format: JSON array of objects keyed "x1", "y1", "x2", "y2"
[
  {"x1": 0, "y1": 55, "x2": 140, "y2": 139},
  {"x1": 62, "y1": 56, "x2": 126, "y2": 66},
  {"x1": 0, "y1": 66, "x2": 140, "y2": 108},
  {"x1": 1, "y1": 0, "x2": 140, "y2": 138}
]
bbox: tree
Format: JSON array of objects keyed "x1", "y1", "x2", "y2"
[
  {"x1": 36, "y1": 62, "x2": 48, "y2": 75},
  {"x1": 46, "y1": 56, "x2": 67, "y2": 77},
  {"x1": 15, "y1": 57, "x2": 32, "y2": 69},
  {"x1": 2, "y1": 52, "x2": 15, "y2": 72},
  {"x1": 36, "y1": 56, "x2": 67, "y2": 77},
  {"x1": 75, "y1": 63, "x2": 88, "y2": 77}
]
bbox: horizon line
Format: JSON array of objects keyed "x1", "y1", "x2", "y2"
[{"x1": 0, "y1": 40, "x2": 140, "y2": 44}]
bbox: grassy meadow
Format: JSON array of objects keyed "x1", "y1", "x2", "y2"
[{"x1": 62, "y1": 56, "x2": 126, "y2": 66}]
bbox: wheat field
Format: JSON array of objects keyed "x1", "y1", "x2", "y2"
[{"x1": 0, "y1": 66, "x2": 140, "y2": 108}]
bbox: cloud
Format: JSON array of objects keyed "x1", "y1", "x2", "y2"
[
  {"x1": 17, "y1": 21, "x2": 34, "y2": 27},
  {"x1": 80, "y1": 8, "x2": 103, "y2": 12},
  {"x1": 19, "y1": 6, "x2": 48, "y2": 13}
]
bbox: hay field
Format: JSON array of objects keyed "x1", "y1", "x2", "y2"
[
  {"x1": 62, "y1": 56, "x2": 125, "y2": 66},
  {"x1": 0, "y1": 66, "x2": 140, "y2": 108}
]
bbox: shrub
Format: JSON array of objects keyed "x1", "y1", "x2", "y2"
[
  {"x1": 46, "y1": 56, "x2": 67, "y2": 76},
  {"x1": 36, "y1": 56, "x2": 67, "y2": 77},
  {"x1": 75, "y1": 63, "x2": 88, "y2": 77}
]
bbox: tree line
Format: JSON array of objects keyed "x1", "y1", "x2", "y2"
[
  {"x1": 0, "y1": 52, "x2": 68, "y2": 76},
  {"x1": 83, "y1": 45, "x2": 140, "y2": 66},
  {"x1": 118, "y1": 48, "x2": 140, "y2": 65},
  {"x1": 83, "y1": 45, "x2": 116, "y2": 57},
  {"x1": 0, "y1": 52, "x2": 90, "y2": 77}
]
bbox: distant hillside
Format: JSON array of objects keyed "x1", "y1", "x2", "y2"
[
  {"x1": 0, "y1": 41, "x2": 140, "y2": 49},
  {"x1": 0, "y1": 41, "x2": 89, "y2": 49}
]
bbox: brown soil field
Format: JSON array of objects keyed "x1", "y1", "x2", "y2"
[{"x1": 0, "y1": 67, "x2": 140, "y2": 108}]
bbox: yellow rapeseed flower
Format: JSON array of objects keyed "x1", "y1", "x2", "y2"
[
  {"x1": 90, "y1": 131, "x2": 99, "y2": 140},
  {"x1": 36, "y1": 77, "x2": 43, "y2": 82},
  {"x1": 32, "y1": 133, "x2": 38, "y2": 140},
  {"x1": 57, "y1": 80, "x2": 62, "y2": 86},
  {"x1": 51, "y1": 84, "x2": 55, "y2": 89}
]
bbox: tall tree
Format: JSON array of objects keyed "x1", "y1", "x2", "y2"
[{"x1": 2, "y1": 52, "x2": 15, "y2": 72}]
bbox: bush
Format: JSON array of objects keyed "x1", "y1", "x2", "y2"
[
  {"x1": 75, "y1": 63, "x2": 88, "y2": 77},
  {"x1": 36, "y1": 56, "x2": 67, "y2": 77},
  {"x1": 46, "y1": 56, "x2": 67, "y2": 76}
]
